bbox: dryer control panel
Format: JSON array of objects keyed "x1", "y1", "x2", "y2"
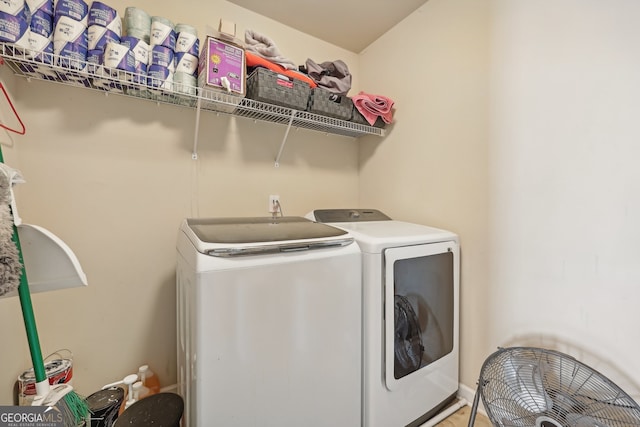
[{"x1": 312, "y1": 209, "x2": 391, "y2": 223}]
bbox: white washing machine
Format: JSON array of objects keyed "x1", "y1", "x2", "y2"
[
  {"x1": 176, "y1": 216, "x2": 362, "y2": 427},
  {"x1": 307, "y1": 209, "x2": 460, "y2": 427}
]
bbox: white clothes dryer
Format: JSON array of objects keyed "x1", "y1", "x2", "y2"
[
  {"x1": 307, "y1": 209, "x2": 460, "y2": 427},
  {"x1": 176, "y1": 216, "x2": 362, "y2": 427}
]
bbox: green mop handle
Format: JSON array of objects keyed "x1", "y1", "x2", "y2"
[
  {"x1": 13, "y1": 228, "x2": 47, "y2": 384},
  {"x1": 0, "y1": 151, "x2": 47, "y2": 385}
]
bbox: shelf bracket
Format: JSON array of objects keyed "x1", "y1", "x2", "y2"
[
  {"x1": 274, "y1": 110, "x2": 296, "y2": 168},
  {"x1": 192, "y1": 94, "x2": 203, "y2": 160}
]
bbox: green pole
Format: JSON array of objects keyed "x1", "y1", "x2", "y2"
[
  {"x1": 13, "y1": 228, "x2": 47, "y2": 383},
  {"x1": 0, "y1": 149, "x2": 47, "y2": 384}
]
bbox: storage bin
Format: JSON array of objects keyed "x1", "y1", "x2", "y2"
[
  {"x1": 308, "y1": 87, "x2": 353, "y2": 120},
  {"x1": 351, "y1": 108, "x2": 387, "y2": 128},
  {"x1": 245, "y1": 67, "x2": 311, "y2": 110}
]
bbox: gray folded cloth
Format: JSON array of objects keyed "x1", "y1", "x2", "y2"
[
  {"x1": 244, "y1": 29, "x2": 297, "y2": 70},
  {"x1": 306, "y1": 58, "x2": 352, "y2": 95}
]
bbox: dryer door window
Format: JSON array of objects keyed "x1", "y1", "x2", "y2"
[{"x1": 383, "y1": 241, "x2": 458, "y2": 391}]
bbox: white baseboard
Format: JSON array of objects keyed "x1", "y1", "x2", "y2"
[
  {"x1": 160, "y1": 383, "x2": 178, "y2": 393},
  {"x1": 162, "y1": 382, "x2": 485, "y2": 419},
  {"x1": 457, "y1": 383, "x2": 475, "y2": 406},
  {"x1": 457, "y1": 383, "x2": 486, "y2": 416}
]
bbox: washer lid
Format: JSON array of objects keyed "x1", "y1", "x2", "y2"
[
  {"x1": 187, "y1": 216, "x2": 347, "y2": 243},
  {"x1": 183, "y1": 217, "x2": 352, "y2": 256}
]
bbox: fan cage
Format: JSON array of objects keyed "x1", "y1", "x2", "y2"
[{"x1": 478, "y1": 347, "x2": 640, "y2": 427}]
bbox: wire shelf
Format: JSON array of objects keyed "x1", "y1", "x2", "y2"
[{"x1": 0, "y1": 43, "x2": 385, "y2": 139}]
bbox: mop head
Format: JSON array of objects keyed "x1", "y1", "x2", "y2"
[
  {"x1": 0, "y1": 170, "x2": 21, "y2": 296},
  {"x1": 37, "y1": 383, "x2": 89, "y2": 426}
]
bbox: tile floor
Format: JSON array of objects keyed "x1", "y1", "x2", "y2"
[{"x1": 435, "y1": 404, "x2": 491, "y2": 427}]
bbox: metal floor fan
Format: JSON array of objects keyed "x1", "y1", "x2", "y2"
[{"x1": 468, "y1": 347, "x2": 640, "y2": 427}]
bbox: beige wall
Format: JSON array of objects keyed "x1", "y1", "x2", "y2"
[
  {"x1": 5, "y1": 0, "x2": 639, "y2": 411},
  {"x1": 359, "y1": 0, "x2": 640, "y2": 402},
  {"x1": 486, "y1": 0, "x2": 640, "y2": 399},
  {"x1": 0, "y1": 0, "x2": 360, "y2": 403},
  {"x1": 358, "y1": 0, "x2": 491, "y2": 390}
]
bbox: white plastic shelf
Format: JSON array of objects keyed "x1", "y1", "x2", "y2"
[{"x1": 0, "y1": 43, "x2": 386, "y2": 145}]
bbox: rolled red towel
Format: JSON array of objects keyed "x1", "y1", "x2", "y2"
[{"x1": 352, "y1": 91, "x2": 394, "y2": 126}]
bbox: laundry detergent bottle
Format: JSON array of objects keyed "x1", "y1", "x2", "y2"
[{"x1": 138, "y1": 365, "x2": 161, "y2": 396}]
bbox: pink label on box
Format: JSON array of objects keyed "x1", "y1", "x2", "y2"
[{"x1": 277, "y1": 79, "x2": 293, "y2": 89}]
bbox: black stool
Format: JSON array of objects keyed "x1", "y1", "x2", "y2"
[
  {"x1": 115, "y1": 393, "x2": 183, "y2": 427},
  {"x1": 86, "y1": 387, "x2": 124, "y2": 427}
]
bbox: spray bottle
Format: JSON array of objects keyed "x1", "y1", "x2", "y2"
[
  {"x1": 101, "y1": 373, "x2": 138, "y2": 415},
  {"x1": 138, "y1": 365, "x2": 161, "y2": 396}
]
